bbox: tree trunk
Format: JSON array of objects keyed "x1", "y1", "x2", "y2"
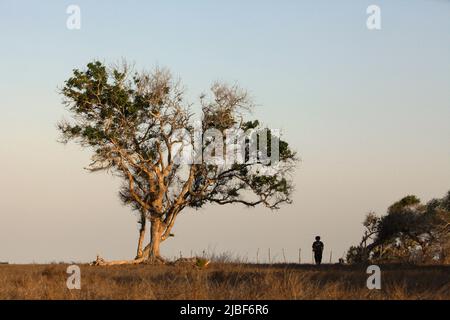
[
  {"x1": 135, "y1": 212, "x2": 147, "y2": 259},
  {"x1": 145, "y1": 218, "x2": 164, "y2": 263},
  {"x1": 91, "y1": 216, "x2": 169, "y2": 266}
]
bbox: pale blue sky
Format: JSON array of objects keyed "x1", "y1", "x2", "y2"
[{"x1": 0, "y1": 0, "x2": 449, "y2": 263}]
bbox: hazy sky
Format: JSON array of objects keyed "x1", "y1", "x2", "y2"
[{"x1": 1, "y1": 0, "x2": 449, "y2": 264}]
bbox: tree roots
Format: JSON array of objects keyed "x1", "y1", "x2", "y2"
[
  {"x1": 90, "y1": 255, "x2": 165, "y2": 266},
  {"x1": 90, "y1": 255, "x2": 210, "y2": 268}
]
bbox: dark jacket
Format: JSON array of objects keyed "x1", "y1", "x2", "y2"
[{"x1": 312, "y1": 240, "x2": 324, "y2": 253}]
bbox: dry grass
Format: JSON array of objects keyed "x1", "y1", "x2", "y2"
[{"x1": 0, "y1": 263, "x2": 448, "y2": 300}]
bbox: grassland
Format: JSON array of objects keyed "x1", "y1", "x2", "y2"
[{"x1": 0, "y1": 263, "x2": 448, "y2": 300}]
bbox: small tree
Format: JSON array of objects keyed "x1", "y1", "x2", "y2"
[
  {"x1": 346, "y1": 212, "x2": 380, "y2": 263},
  {"x1": 58, "y1": 61, "x2": 297, "y2": 264},
  {"x1": 347, "y1": 192, "x2": 450, "y2": 264}
]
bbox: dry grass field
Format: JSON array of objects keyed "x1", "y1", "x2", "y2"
[{"x1": 0, "y1": 263, "x2": 449, "y2": 300}]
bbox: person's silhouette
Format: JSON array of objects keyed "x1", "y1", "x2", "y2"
[{"x1": 312, "y1": 236, "x2": 324, "y2": 265}]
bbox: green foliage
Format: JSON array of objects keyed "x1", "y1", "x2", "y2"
[
  {"x1": 195, "y1": 258, "x2": 211, "y2": 269},
  {"x1": 388, "y1": 195, "x2": 421, "y2": 214},
  {"x1": 346, "y1": 246, "x2": 365, "y2": 264},
  {"x1": 347, "y1": 191, "x2": 450, "y2": 264},
  {"x1": 250, "y1": 175, "x2": 289, "y2": 196},
  {"x1": 241, "y1": 120, "x2": 259, "y2": 131}
]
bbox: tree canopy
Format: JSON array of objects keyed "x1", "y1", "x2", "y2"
[{"x1": 347, "y1": 192, "x2": 450, "y2": 264}]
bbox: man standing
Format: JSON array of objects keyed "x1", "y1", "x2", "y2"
[{"x1": 312, "y1": 236, "x2": 324, "y2": 265}]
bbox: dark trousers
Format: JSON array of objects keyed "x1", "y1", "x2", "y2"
[{"x1": 314, "y1": 252, "x2": 323, "y2": 265}]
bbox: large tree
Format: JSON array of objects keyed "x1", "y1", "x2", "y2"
[{"x1": 58, "y1": 61, "x2": 297, "y2": 264}]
